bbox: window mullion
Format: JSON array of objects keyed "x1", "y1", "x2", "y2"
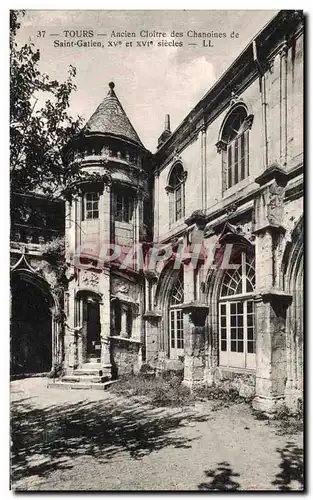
[
  {"x1": 242, "y1": 252, "x2": 246, "y2": 294},
  {"x1": 243, "y1": 300, "x2": 247, "y2": 368},
  {"x1": 226, "y1": 302, "x2": 230, "y2": 367},
  {"x1": 227, "y1": 146, "x2": 232, "y2": 189},
  {"x1": 174, "y1": 309, "x2": 177, "y2": 349},
  {"x1": 246, "y1": 130, "x2": 249, "y2": 177},
  {"x1": 238, "y1": 135, "x2": 242, "y2": 181}
]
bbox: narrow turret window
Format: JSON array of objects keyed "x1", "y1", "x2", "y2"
[{"x1": 83, "y1": 192, "x2": 99, "y2": 220}]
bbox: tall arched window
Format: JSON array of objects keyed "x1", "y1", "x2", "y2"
[
  {"x1": 169, "y1": 269, "x2": 184, "y2": 358},
  {"x1": 166, "y1": 162, "x2": 186, "y2": 224},
  {"x1": 219, "y1": 252, "x2": 256, "y2": 369},
  {"x1": 217, "y1": 105, "x2": 253, "y2": 192}
]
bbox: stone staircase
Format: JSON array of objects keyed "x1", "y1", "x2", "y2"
[{"x1": 47, "y1": 361, "x2": 116, "y2": 390}]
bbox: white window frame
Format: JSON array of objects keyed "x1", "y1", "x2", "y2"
[
  {"x1": 168, "y1": 270, "x2": 184, "y2": 359},
  {"x1": 219, "y1": 299, "x2": 255, "y2": 370},
  {"x1": 114, "y1": 192, "x2": 133, "y2": 223},
  {"x1": 83, "y1": 192, "x2": 99, "y2": 220},
  {"x1": 226, "y1": 129, "x2": 249, "y2": 189},
  {"x1": 169, "y1": 308, "x2": 184, "y2": 359},
  {"x1": 167, "y1": 163, "x2": 186, "y2": 226},
  {"x1": 219, "y1": 252, "x2": 256, "y2": 370}
]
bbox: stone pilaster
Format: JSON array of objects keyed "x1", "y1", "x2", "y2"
[
  {"x1": 64, "y1": 284, "x2": 77, "y2": 373},
  {"x1": 252, "y1": 165, "x2": 292, "y2": 413},
  {"x1": 181, "y1": 303, "x2": 209, "y2": 388},
  {"x1": 143, "y1": 270, "x2": 161, "y2": 362},
  {"x1": 143, "y1": 312, "x2": 162, "y2": 362},
  {"x1": 99, "y1": 270, "x2": 111, "y2": 380},
  {"x1": 99, "y1": 180, "x2": 112, "y2": 380},
  {"x1": 181, "y1": 210, "x2": 208, "y2": 387}
]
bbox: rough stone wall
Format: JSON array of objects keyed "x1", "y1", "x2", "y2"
[
  {"x1": 216, "y1": 369, "x2": 256, "y2": 399},
  {"x1": 111, "y1": 339, "x2": 141, "y2": 378}
]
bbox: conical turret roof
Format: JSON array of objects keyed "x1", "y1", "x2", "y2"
[{"x1": 84, "y1": 82, "x2": 144, "y2": 148}]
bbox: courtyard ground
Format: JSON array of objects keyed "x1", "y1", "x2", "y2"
[{"x1": 11, "y1": 377, "x2": 303, "y2": 491}]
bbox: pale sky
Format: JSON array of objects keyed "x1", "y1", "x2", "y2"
[{"x1": 16, "y1": 10, "x2": 278, "y2": 152}]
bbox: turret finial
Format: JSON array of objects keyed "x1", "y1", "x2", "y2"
[{"x1": 109, "y1": 81, "x2": 115, "y2": 90}]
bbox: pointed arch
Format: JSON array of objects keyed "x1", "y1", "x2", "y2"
[
  {"x1": 204, "y1": 245, "x2": 256, "y2": 371},
  {"x1": 282, "y1": 215, "x2": 304, "y2": 406},
  {"x1": 154, "y1": 261, "x2": 184, "y2": 357}
]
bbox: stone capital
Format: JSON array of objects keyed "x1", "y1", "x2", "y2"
[
  {"x1": 255, "y1": 163, "x2": 288, "y2": 187},
  {"x1": 184, "y1": 210, "x2": 207, "y2": 228},
  {"x1": 255, "y1": 289, "x2": 293, "y2": 307},
  {"x1": 181, "y1": 303, "x2": 209, "y2": 327}
]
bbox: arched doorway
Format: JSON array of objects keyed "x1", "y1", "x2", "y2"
[
  {"x1": 75, "y1": 290, "x2": 102, "y2": 363},
  {"x1": 10, "y1": 273, "x2": 54, "y2": 374}
]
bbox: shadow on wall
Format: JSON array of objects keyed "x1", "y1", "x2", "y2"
[
  {"x1": 272, "y1": 442, "x2": 304, "y2": 491},
  {"x1": 11, "y1": 395, "x2": 204, "y2": 488},
  {"x1": 198, "y1": 461, "x2": 241, "y2": 491}
]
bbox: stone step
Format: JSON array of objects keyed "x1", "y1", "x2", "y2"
[
  {"x1": 47, "y1": 379, "x2": 117, "y2": 391},
  {"x1": 84, "y1": 358, "x2": 101, "y2": 365},
  {"x1": 61, "y1": 375, "x2": 103, "y2": 384},
  {"x1": 74, "y1": 369, "x2": 100, "y2": 377},
  {"x1": 74, "y1": 363, "x2": 111, "y2": 377}
]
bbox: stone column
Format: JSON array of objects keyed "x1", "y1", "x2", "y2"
[
  {"x1": 181, "y1": 305, "x2": 209, "y2": 388},
  {"x1": 99, "y1": 178, "x2": 112, "y2": 380},
  {"x1": 144, "y1": 313, "x2": 162, "y2": 362},
  {"x1": 99, "y1": 270, "x2": 111, "y2": 380},
  {"x1": 143, "y1": 271, "x2": 160, "y2": 362},
  {"x1": 64, "y1": 284, "x2": 77, "y2": 374},
  {"x1": 252, "y1": 166, "x2": 292, "y2": 413},
  {"x1": 154, "y1": 173, "x2": 160, "y2": 240},
  {"x1": 181, "y1": 211, "x2": 208, "y2": 388}
]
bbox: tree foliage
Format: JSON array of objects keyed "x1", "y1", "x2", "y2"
[{"x1": 10, "y1": 10, "x2": 85, "y2": 199}]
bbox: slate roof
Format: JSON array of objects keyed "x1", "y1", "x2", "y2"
[{"x1": 84, "y1": 82, "x2": 144, "y2": 148}]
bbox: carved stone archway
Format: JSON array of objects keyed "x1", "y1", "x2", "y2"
[{"x1": 10, "y1": 258, "x2": 61, "y2": 374}]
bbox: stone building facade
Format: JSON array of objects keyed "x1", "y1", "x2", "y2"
[
  {"x1": 10, "y1": 11, "x2": 303, "y2": 411},
  {"x1": 146, "y1": 10, "x2": 304, "y2": 412}
]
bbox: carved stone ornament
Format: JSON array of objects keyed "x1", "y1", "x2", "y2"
[
  {"x1": 101, "y1": 168, "x2": 112, "y2": 188},
  {"x1": 116, "y1": 282, "x2": 129, "y2": 294},
  {"x1": 112, "y1": 279, "x2": 130, "y2": 296},
  {"x1": 226, "y1": 203, "x2": 238, "y2": 216},
  {"x1": 230, "y1": 92, "x2": 241, "y2": 107},
  {"x1": 81, "y1": 270, "x2": 100, "y2": 288},
  {"x1": 244, "y1": 114, "x2": 254, "y2": 130},
  {"x1": 267, "y1": 182, "x2": 285, "y2": 226},
  {"x1": 215, "y1": 140, "x2": 227, "y2": 154}
]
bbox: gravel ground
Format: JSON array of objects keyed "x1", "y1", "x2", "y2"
[{"x1": 11, "y1": 377, "x2": 304, "y2": 491}]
